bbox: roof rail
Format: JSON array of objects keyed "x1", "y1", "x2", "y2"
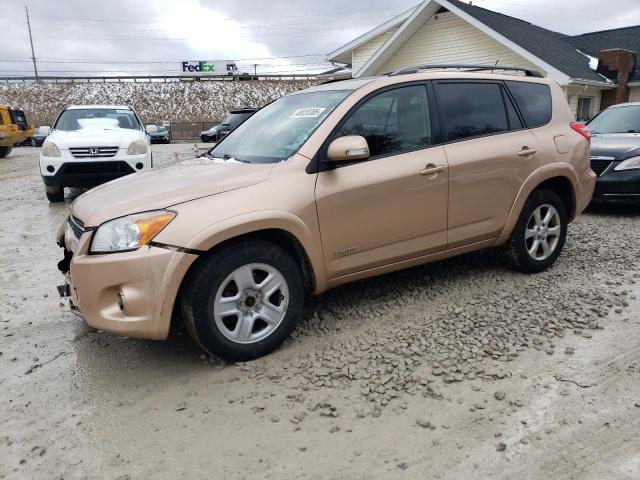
[{"x1": 388, "y1": 64, "x2": 544, "y2": 78}]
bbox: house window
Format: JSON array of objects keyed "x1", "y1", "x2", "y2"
[{"x1": 576, "y1": 96, "x2": 594, "y2": 122}]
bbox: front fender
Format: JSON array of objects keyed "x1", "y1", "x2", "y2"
[
  {"x1": 496, "y1": 164, "x2": 580, "y2": 241},
  {"x1": 185, "y1": 210, "x2": 328, "y2": 293}
]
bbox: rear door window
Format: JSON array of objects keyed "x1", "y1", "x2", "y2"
[
  {"x1": 505, "y1": 81, "x2": 552, "y2": 127},
  {"x1": 436, "y1": 82, "x2": 510, "y2": 141},
  {"x1": 335, "y1": 85, "x2": 432, "y2": 158}
]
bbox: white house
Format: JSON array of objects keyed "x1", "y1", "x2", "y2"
[{"x1": 328, "y1": 0, "x2": 640, "y2": 120}]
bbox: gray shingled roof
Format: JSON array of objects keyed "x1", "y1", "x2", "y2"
[
  {"x1": 564, "y1": 26, "x2": 640, "y2": 82},
  {"x1": 446, "y1": 0, "x2": 606, "y2": 82}
]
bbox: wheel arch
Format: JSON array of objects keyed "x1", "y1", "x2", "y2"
[
  {"x1": 498, "y1": 166, "x2": 578, "y2": 240},
  {"x1": 194, "y1": 228, "x2": 318, "y2": 294}
]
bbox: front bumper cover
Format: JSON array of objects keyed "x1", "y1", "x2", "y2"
[
  {"x1": 593, "y1": 168, "x2": 640, "y2": 201},
  {"x1": 57, "y1": 217, "x2": 198, "y2": 340}
]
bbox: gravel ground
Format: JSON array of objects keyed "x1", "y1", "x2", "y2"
[{"x1": 1, "y1": 143, "x2": 639, "y2": 479}]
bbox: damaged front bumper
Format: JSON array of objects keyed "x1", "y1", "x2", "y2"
[{"x1": 56, "y1": 215, "x2": 198, "y2": 340}]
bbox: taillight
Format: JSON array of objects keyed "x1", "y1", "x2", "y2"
[{"x1": 570, "y1": 122, "x2": 591, "y2": 143}]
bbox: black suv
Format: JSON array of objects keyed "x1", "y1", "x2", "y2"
[
  {"x1": 200, "y1": 108, "x2": 257, "y2": 143},
  {"x1": 588, "y1": 102, "x2": 640, "y2": 202}
]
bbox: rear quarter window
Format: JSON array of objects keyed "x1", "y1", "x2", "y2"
[{"x1": 505, "y1": 81, "x2": 552, "y2": 128}]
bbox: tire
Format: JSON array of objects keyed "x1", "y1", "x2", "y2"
[
  {"x1": 0, "y1": 146, "x2": 12, "y2": 158},
  {"x1": 181, "y1": 239, "x2": 305, "y2": 361},
  {"x1": 506, "y1": 189, "x2": 567, "y2": 273},
  {"x1": 45, "y1": 185, "x2": 64, "y2": 203},
  {"x1": 31, "y1": 138, "x2": 37, "y2": 147}
]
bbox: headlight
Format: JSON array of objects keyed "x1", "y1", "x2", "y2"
[
  {"x1": 41, "y1": 140, "x2": 61, "y2": 157},
  {"x1": 614, "y1": 156, "x2": 640, "y2": 171},
  {"x1": 90, "y1": 210, "x2": 175, "y2": 253},
  {"x1": 127, "y1": 139, "x2": 148, "y2": 155}
]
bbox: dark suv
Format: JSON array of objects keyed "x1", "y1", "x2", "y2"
[
  {"x1": 588, "y1": 102, "x2": 640, "y2": 202},
  {"x1": 200, "y1": 108, "x2": 257, "y2": 143}
]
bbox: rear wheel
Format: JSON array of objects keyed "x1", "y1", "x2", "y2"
[
  {"x1": 181, "y1": 239, "x2": 304, "y2": 361},
  {"x1": 0, "y1": 146, "x2": 12, "y2": 158},
  {"x1": 45, "y1": 185, "x2": 64, "y2": 203},
  {"x1": 506, "y1": 189, "x2": 567, "y2": 273}
]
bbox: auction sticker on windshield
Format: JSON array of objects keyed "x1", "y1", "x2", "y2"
[{"x1": 291, "y1": 107, "x2": 326, "y2": 118}]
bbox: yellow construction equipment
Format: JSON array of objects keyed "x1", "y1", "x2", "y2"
[{"x1": 0, "y1": 105, "x2": 34, "y2": 157}]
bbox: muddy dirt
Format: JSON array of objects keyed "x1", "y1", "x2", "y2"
[{"x1": 1, "y1": 144, "x2": 639, "y2": 479}]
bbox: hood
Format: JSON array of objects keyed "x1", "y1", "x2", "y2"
[
  {"x1": 71, "y1": 158, "x2": 274, "y2": 226},
  {"x1": 590, "y1": 134, "x2": 640, "y2": 161},
  {"x1": 47, "y1": 126, "x2": 144, "y2": 149}
]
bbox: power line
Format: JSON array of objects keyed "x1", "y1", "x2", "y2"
[
  {"x1": 0, "y1": 5, "x2": 419, "y2": 25},
  {"x1": 0, "y1": 54, "x2": 330, "y2": 64}
]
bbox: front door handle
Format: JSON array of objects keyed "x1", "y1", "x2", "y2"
[
  {"x1": 420, "y1": 164, "x2": 446, "y2": 176},
  {"x1": 517, "y1": 147, "x2": 538, "y2": 157}
]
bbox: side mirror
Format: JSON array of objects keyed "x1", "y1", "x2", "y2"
[
  {"x1": 326, "y1": 135, "x2": 370, "y2": 162},
  {"x1": 145, "y1": 124, "x2": 158, "y2": 134}
]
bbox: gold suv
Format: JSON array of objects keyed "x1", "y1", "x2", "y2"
[{"x1": 57, "y1": 65, "x2": 596, "y2": 360}]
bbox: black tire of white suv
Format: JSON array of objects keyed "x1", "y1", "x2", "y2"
[
  {"x1": 507, "y1": 189, "x2": 568, "y2": 273},
  {"x1": 45, "y1": 185, "x2": 64, "y2": 203}
]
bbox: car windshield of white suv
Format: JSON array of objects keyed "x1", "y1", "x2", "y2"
[
  {"x1": 54, "y1": 108, "x2": 141, "y2": 131},
  {"x1": 588, "y1": 105, "x2": 640, "y2": 134},
  {"x1": 210, "y1": 90, "x2": 350, "y2": 163}
]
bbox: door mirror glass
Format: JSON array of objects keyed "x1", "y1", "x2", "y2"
[
  {"x1": 326, "y1": 135, "x2": 370, "y2": 162},
  {"x1": 145, "y1": 124, "x2": 158, "y2": 134}
]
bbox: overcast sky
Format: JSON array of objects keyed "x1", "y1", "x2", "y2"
[{"x1": 0, "y1": 0, "x2": 639, "y2": 77}]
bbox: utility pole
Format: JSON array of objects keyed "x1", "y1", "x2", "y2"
[{"x1": 25, "y1": 6, "x2": 38, "y2": 80}]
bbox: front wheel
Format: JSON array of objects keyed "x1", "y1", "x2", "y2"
[
  {"x1": 506, "y1": 189, "x2": 567, "y2": 273},
  {"x1": 45, "y1": 185, "x2": 64, "y2": 202},
  {"x1": 181, "y1": 239, "x2": 304, "y2": 361}
]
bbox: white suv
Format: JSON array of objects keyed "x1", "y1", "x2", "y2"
[{"x1": 40, "y1": 105, "x2": 152, "y2": 202}]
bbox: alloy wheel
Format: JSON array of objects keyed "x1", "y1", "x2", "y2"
[
  {"x1": 212, "y1": 263, "x2": 289, "y2": 344},
  {"x1": 525, "y1": 204, "x2": 561, "y2": 261}
]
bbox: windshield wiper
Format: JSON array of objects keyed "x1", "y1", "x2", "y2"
[{"x1": 223, "y1": 154, "x2": 249, "y2": 163}]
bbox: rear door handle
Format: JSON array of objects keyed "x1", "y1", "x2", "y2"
[
  {"x1": 420, "y1": 165, "x2": 446, "y2": 176},
  {"x1": 517, "y1": 148, "x2": 538, "y2": 157}
]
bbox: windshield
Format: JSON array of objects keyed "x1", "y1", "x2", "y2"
[
  {"x1": 54, "y1": 108, "x2": 141, "y2": 131},
  {"x1": 588, "y1": 105, "x2": 640, "y2": 134},
  {"x1": 211, "y1": 90, "x2": 350, "y2": 163},
  {"x1": 156, "y1": 126, "x2": 168, "y2": 133}
]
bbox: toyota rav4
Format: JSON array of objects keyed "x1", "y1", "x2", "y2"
[{"x1": 57, "y1": 65, "x2": 595, "y2": 361}]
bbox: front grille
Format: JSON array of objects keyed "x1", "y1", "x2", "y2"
[
  {"x1": 591, "y1": 159, "x2": 613, "y2": 176},
  {"x1": 60, "y1": 161, "x2": 134, "y2": 175},
  {"x1": 68, "y1": 216, "x2": 85, "y2": 240},
  {"x1": 69, "y1": 146, "x2": 119, "y2": 158}
]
